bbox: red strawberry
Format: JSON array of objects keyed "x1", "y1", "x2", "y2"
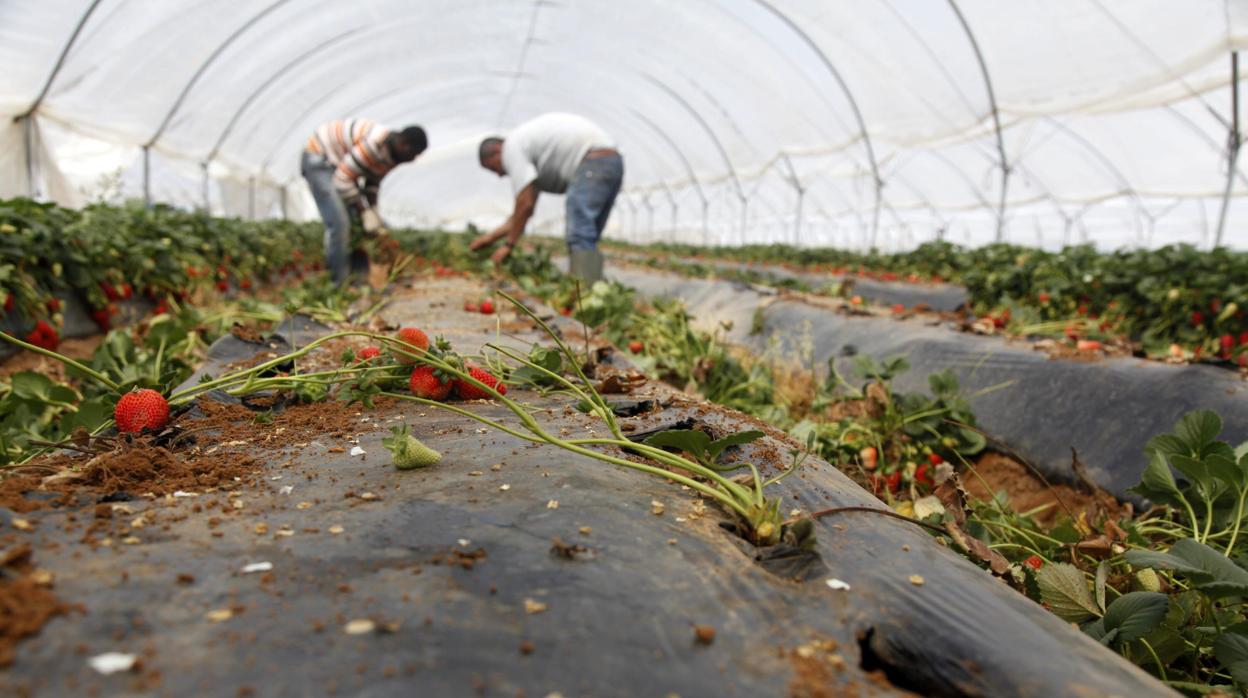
[
  {"x1": 479, "y1": 300, "x2": 495, "y2": 315},
  {"x1": 1037, "y1": 292, "x2": 1050, "y2": 304},
  {"x1": 927, "y1": 452, "x2": 944, "y2": 466},
  {"x1": 239, "y1": 278, "x2": 252, "y2": 290},
  {"x1": 463, "y1": 301, "x2": 478, "y2": 313},
  {"x1": 559, "y1": 307, "x2": 573, "y2": 317},
  {"x1": 891, "y1": 304, "x2": 905, "y2": 314},
  {"x1": 24, "y1": 320, "x2": 59, "y2": 351},
  {"x1": 409, "y1": 366, "x2": 452, "y2": 401},
  {"x1": 3, "y1": 293, "x2": 13, "y2": 314},
  {"x1": 394, "y1": 327, "x2": 430, "y2": 364},
  {"x1": 454, "y1": 366, "x2": 506, "y2": 400},
  {"x1": 120, "y1": 283, "x2": 133, "y2": 300},
  {"x1": 885, "y1": 471, "x2": 902, "y2": 493},
  {"x1": 1023, "y1": 555, "x2": 1043, "y2": 571},
  {"x1": 1222, "y1": 335, "x2": 1235, "y2": 353},
  {"x1": 154, "y1": 301, "x2": 168, "y2": 315},
  {"x1": 1076, "y1": 339, "x2": 1102, "y2": 352},
  {"x1": 355, "y1": 346, "x2": 382, "y2": 363},
  {"x1": 1240, "y1": 332, "x2": 1248, "y2": 346},
  {"x1": 1076, "y1": 304, "x2": 1088, "y2": 317},
  {"x1": 114, "y1": 389, "x2": 170, "y2": 433},
  {"x1": 215, "y1": 279, "x2": 229, "y2": 292},
  {"x1": 628, "y1": 340, "x2": 643, "y2": 353},
  {"x1": 1192, "y1": 311, "x2": 1205, "y2": 326},
  {"x1": 45, "y1": 298, "x2": 61, "y2": 313},
  {"x1": 100, "y1": 281, "x2": 120, "y2": 301},
  {"x1": 1064, "y1": 325, "x2": 1079, "y2": 341},
  {"x1": 187, "y1": 266, "x2": 198, "y2": 278},
  {"x1": 91, "y1": 309, "x2": 111, "y2": 331},
  {"x1": 915, "y1": 463, "x2": 933, "y2": 487}
]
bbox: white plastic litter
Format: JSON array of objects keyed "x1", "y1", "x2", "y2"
[
  {"x1": 88, "y1": 652, "x2": 137, "y2": 675},
  {"x1": 349, "y1": 446, "x2": 366, "y2": 456},
  {"x1": 241, "y1": 561, "x2": 273, "y2": 574},
  {"x1": 826, "y1": 578, "x2": 852, "y2": 591}
]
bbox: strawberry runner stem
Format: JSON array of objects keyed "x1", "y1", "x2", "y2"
[
  {"x1": 0, "y1": 332, "x2": 123, "y2": 394},
  {"x1": 381, "y1": 390, "x2": 750, "y2": 518}
]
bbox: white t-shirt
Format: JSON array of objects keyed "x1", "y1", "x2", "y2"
[{"x1": 501, "y1": 113, "x2": 615, "y2": 197}]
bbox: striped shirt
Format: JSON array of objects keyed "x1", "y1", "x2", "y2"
[{"x1": 306, "y1": 119, "x2": 395, "y2": 205}]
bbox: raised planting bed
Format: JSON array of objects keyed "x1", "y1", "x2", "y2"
[
  {"x1": 603, "y1": 263, "x2": 1248, "y2": 501},
  {"x1": 0, "y1": 274, "x2": 1169, "y2": 697},
  {"x1": 608, "y1": 249, "x2": 970, "y2": 312}
]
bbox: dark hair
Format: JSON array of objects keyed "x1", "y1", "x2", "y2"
[
  {"x1": 389, "y1": 126, "x2": 427, "y2": 162},
  {"x1": 478, "y1": 136, "x2": 503, "y2": 165}
]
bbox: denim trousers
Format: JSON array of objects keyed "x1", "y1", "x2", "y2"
[
  {"x1": 564, "y1": 153, "x2": 623, "y2": 251},
  {"x1": 301, "y1": 151, "x2": 366, "y2": 283}
]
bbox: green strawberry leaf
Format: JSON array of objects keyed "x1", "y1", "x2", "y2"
[
  {"x1": 1174, "y1": 410, "x2": 1222, "y2": 454},
  {"x1": 1213, "y1": 632, "x2": 1248, "y2": 685},
  {"x1": 644, "y1": 429, "x2": 712, "y2": 462},
  {"x1": 1101, "y1": 592, "x2": 1168, "y2": 643},
  {"x1": 1127, "y1": 537, "x2": 1248, "y2": 599},
  {"x1": 704, "y1": 430, "x2": 765, "y2": 462},
  {"x1": 1036, "y1": 562, "x2": 1100, "y2": 623}
]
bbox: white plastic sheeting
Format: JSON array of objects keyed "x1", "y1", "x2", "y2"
[{"x1": 1, "y1": 0, "x2": 1246, "y2": 251}]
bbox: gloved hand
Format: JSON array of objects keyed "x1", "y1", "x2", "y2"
[{"x1": 361, "y1": 208, "x2": 384, "y2": 236}]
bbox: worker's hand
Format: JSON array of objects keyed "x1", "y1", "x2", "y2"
[
  {"x1": 490, "y1": 243, "x2": 514, "y2": 266},
  {"x1": 361, "y1": 208, "x2": 384, "y2": 235}
]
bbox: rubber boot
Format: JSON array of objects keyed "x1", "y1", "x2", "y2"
[{"x1": 568, "y1": 248, "x2": 604, "y2": 285}]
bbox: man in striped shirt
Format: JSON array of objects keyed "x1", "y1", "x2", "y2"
[{"x1": 301, "y1": 119, "x2": 427, "y2": 283}]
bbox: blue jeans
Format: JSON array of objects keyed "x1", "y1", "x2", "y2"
[
  {"x1": 301, "y1": 151, "x2": 368, "y2": 283},
  {"x1": 565, "y1": 153, "x2": 623, "y2": 251}
]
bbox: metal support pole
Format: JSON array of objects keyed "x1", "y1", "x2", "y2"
[
  {"x1": 21, "y1": 116, "x2": 37, "y2": 198},
  {"x1": 248, "y1": 176, "x2": 256, "y2": 220},
  {"x1": 142, "y1": 146, "x2": 152, "y2": 207},
  {"x1": 280, "y1": 185, "x2": 288, "y2": 221},
  {"x1": 200, "y1": 162, "x2": 210, "y2": 213},
  {"x1": 701, "y1": 199, "x2": 710, "y2": 246},
  {"x1": 1215, "y1": 51, "x2": 1240, "y2": 249}
]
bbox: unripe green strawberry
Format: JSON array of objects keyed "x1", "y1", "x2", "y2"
[
  {"x1": 1134, "y1": 568, "x2": 1162, "y2": 593},
  {"x1": 382, "y1": 424, "x2": 441, "y2": 470}
]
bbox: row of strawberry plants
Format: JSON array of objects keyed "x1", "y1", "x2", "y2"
[
  {"x1": 604, "y1": 238, "x2": 1248, "y2": 363},
  {"x1": 475, "y1": 244, "x2": 1248, "y2": 692},
  {"x1": 0, "y1": 198, "x2": 323, "y2": 346}
]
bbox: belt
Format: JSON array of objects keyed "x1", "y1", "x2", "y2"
[{"x1": 584, "y1": 148, "x2": 619, "y2": 160}]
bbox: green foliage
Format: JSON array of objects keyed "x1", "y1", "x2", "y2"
[{"x1": 643, "y1": 428, "x2": 765, "y2": 471}]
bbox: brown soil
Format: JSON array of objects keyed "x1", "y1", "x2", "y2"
[
  {"x1": 963, "y1": 452, "x2": 1121, "y2": 527},
  {"x1": 0, "y1": 543, "x2": 68, "y2": 667},
  {"x1": 2, "y1": 442, "x2": 260, "y2": 504}
]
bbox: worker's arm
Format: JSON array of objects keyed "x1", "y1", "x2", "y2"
[{"x1": 469, "y1": 183, "x2": 538, "y2": 261}]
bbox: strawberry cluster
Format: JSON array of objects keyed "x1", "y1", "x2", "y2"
[{"x1": 23, "y1": 319, "x2": 59, "y2": 351}]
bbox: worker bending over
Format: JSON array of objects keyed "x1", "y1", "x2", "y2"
[
  {"x1": 472, "y1": 112, "x2": 623, "y2": 282},
  {"x1": 301, "y1": 118, "x2": 427, "y2": 284}
]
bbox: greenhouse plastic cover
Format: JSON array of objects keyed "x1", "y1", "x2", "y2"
[{"x1": 1, "y1": 0, "x2": 1247, "y2": 251}]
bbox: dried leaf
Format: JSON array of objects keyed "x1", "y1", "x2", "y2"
[
  {"x1": 945, "y1": 522, "x2": 1010, "y2": 576},
  {"x1": 1036, "y1": 563, "x2": 1099, "y2": 623}
]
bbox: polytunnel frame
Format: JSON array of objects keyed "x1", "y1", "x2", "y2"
[
  {"x1": 11, "y1": 0, "x2": 105, "y2": 196},
  {"x1": 10, "y1": 2, "x2": 1243, "y2": 252}
]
